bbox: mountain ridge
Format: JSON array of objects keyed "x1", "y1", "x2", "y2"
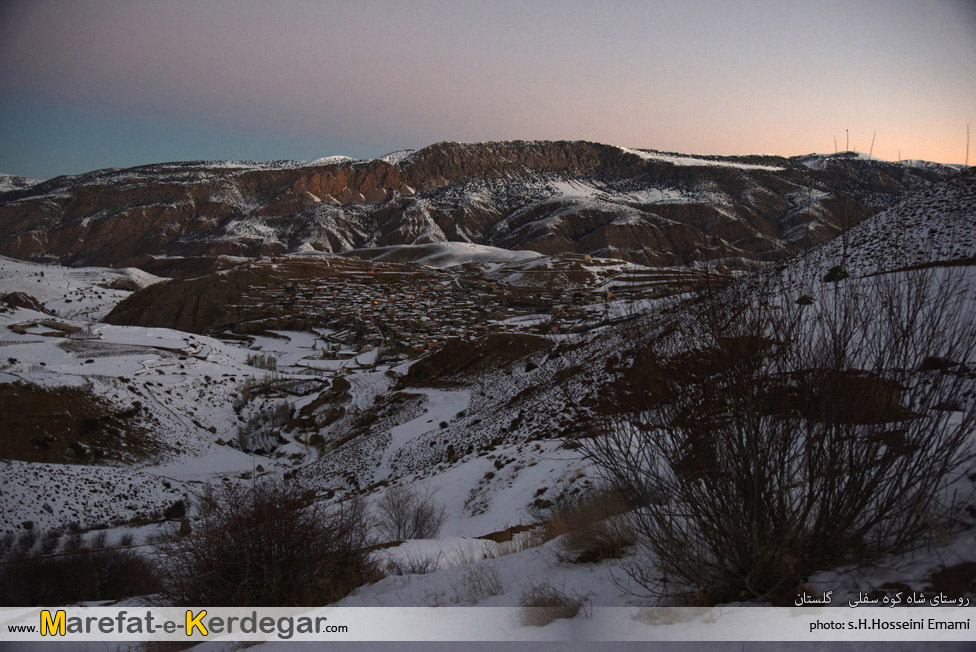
[{"x1": 0, "y1": 140, "x2": 963, "y2": 272}]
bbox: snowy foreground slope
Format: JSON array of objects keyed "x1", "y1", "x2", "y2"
[
  {"x1": 265, "y1": 168, "x2": 974, "y2": 613},
  {"x1": 0, "y1": 257, "x2": 330, "y2": 534},
  {"x1": 0, "y1": 170, "x2": 974, "y2": 635}
]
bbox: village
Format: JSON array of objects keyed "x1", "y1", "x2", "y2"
[{"x1": 227, "y1": 256, "x2": 618, "y2": 365}]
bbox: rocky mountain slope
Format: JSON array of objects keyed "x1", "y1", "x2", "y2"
[
  {"x1": 0, "y1": 167, "x2": 973, "y2": 614},
  {"x1": 0, "y1": 141, "x2": 960, "y2": 271},
  {"x1": 777, "y1": 167, "x2": 976, "y2": 278},
  {"x1": 0, "y1": 174, "x2": 40, "y2": 194}
]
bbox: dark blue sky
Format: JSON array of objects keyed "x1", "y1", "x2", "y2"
[
  {"x1": 2, "y1": 0, "x2": 974, "y2": 180},
  {"x1": 1, "y1": 94, "x2": 384, "y2": 178}
]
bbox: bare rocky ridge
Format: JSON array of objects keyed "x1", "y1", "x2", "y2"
[{"x1": 0, "y1": 141, "x2": 961, "y2": 271}]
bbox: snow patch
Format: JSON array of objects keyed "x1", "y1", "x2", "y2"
[{"x1": 619, "y1": 147, "x2": 785, "y2": 171}]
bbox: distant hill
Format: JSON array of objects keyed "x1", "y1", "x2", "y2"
[
  {"x1": 0, "y1": 140, "x2": 962, "y2": 272},
  {"x1": 0, "y1": 174, "x2": 40, "y2": 194},
  {"x1": 338, "y1": 242, "x2": 543, "y2": 267}
]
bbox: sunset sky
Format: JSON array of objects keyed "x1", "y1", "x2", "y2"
[{"x1": 1, "y1": 0, "x2": 974, "y2": 180}]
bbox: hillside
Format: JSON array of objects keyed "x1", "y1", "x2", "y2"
[
  {"x1": 338, "y1": 241, "x2": 544, "y2": 267},
  {"x1": 0, "y1": 164, "x2": 973, "y2": 618},
  {"x1": 0, "y1": 174, "x2": 40, "y2": 194},
  {"x1": 284, "y1": 169, "x2": 976, "y2": 606},
  {"x1": 0, "y1": 141, "x2": 959, "y2": 272},
  {"x1": 776, "y1": 167, "x2": 976, "y2": 278},
  {"x1": 0, "y1": 255, "x2": 161, "y2": 320}
]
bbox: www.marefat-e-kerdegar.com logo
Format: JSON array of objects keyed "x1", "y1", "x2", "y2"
[{"x1": 33, "y1": 609, "x2": 345, "y2": 640}]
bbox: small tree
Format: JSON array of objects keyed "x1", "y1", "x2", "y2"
[
  {"x1": 158, "y1": 481, "x2": 376, "y2": 606},
  {"x1": 0, "y1": 531, "x2": 159, "y2": 606},
  {"x1": 576, "y1": 267, "x2": 976, "y2": 604},
  {"x1": 374, "y1": 485, "x2": 447, "y2": 541}
]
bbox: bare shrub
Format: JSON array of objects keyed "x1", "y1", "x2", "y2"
[
  {"x1": 0, "y1": 533, "x2": 15, "y2": 559},
  {"x1": 495, "y1": 529, "x2": 548, "y2": 557},
  {"x1": 39, "y1": 528, "x2": 61, "y2": 555},
  {"x1": 576, "y1": 267, "x2": 976, "y2": 604},
  {"x1": 0, "y1": 534, "x2": 160, "y2": 606},
  {"x1": 157, "y1": 481, "x2": 378, "y2": 606},
  {"x1": 519, "y1": 583, "x2": 585, "y2": 626},
  {"x1": 453, "y1": 564, "x2": 502, "y2": 604},
  {"x1": 385, "y1": 551, "x2": 443, "y2": 576},
  {"x1": 529, "y1": 488, "x2": 636, "y2": 563},
  {"x1": 453, "y1": 540, "x2": 497, "y2": 564},
  {"x1": 555, "y1": 493, "x2": 637, "y2": 564},
  {"x1": 374, "y1": 485, "x2": 447, "y2": 541}
]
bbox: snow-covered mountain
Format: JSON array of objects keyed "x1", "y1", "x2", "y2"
[
  {"x1": 0, "y1": 174, "x2": 40, "y2": 194},
  {"x1": 0, "y1": 140, "x2": 960, "y2": 273},
  {"x1": 0, "y1": 155, "x2": 973, "y2": 617},
  {"x1": 780, "y1": 167, "x2": 976, "y2": 278},
  {"x1": 794, "y1": 150, "x2": 967, "y2": 175}
]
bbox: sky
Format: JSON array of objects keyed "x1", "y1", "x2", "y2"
[{"x1": 0, "y1": 0, "x2": 974, "y2": 180}]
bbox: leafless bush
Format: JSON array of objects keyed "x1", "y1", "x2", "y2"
[
  {"x1": 453, "y1": 564, "x2": 502, "y2": 604},
  {"x1": 0, "y1": 532, "x2": 159, "y2": 606},
  {"x1": 157, "y1": 481, "x2": 378, "y2": 606},
  {"x1": 385, "y1": 551, "x2": 443, "y2": 576},
  {"x1": 0, "y1": 534, "x2": 14, "y2": 559},
  {"x1": 528, "y1": 487, "x2": 636, "y2": 563},
  {"x1": 452, "y1": 540, "x2": 498, "y2": 563},
  {"x1": 374, "y1": 485, "x2": 447, "y2": 541},
  {"x1": 553, "y1": 491, "x2": 637, "y2": 564},
  {"x1": 519, "y1": 583, "x2": 585, "y2": 626},
  {"x1": 576, "y1": 267, "x2": 976, "y2": 604}
]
